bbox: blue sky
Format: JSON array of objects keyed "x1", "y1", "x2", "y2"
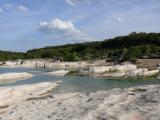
[{"x1": 0, "y1": 0, "x2": 160, "y2": 51}]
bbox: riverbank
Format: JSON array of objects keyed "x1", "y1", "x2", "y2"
[
  {"x1": 1, "y1": 59, "x2": 160, "y2": 79},
  {"x1": 0, "y1": 84, "x2": 160, "y2": 120},
  {"x1": 1, "y1": 59, "x2": 91, "y2": 69}
]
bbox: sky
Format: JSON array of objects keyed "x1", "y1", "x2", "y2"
[{"x1": 0, "y1": 0, "x2": 160, "y2": 51}]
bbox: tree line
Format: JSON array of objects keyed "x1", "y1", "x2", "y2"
[{"x1": 0, "y1": 32, "x2": 160, "y2": 62}]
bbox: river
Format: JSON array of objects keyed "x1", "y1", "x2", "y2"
[{"x1": 0, "y1": 67, "x2": 160, "y2": 93}]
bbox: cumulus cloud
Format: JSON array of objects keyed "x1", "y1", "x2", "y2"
[
  {"x1": 39, "y1": 18, "x2": 91, "y2": 42},
  {"x1": 39, "y1": 18, "x2": 80, "y2": 33}
]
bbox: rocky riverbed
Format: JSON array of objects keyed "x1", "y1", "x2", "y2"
[
  {"x1": 1, "y1": 60, "x2": 160, "y2": 78},
  {"x1": 0, "y1": 84, "x2": 160, "y2": 120}
]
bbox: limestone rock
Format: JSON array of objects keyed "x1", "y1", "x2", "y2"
[
  {"x1": 0, "y1": 82, "x2": 58, "y2": 107},
  {"x1": 1, "y1": 85, "x2": 160, "y2": 120},
  {"x1": 46, "y1": 70, "x2": 69, "y2": 76},
  {"x1": 0, "y1": 72, "x2": 34, "y2": 82}
]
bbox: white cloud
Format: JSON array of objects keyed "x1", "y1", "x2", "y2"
[
  {"x1": 39, "y1": 18, "x2": 80, "y2": 33},
  {"x1": 39, "y1": 18, "x2": 91, "y2": 42},
  {"x1": 110, "y1": 17, "x2": 122, "y2": 23},
  {"x1": 16, "y1": 5, "x2": 28, "y2": 12}
]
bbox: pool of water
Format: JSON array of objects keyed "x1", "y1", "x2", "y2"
[{"x1": 0, "y1": 67, "x2": 160, "y2": 93}]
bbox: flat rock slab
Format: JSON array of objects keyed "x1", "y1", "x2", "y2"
[
  {"x1": 0, "y1": 82, "x2": 58, "y2": 107},
  {"x1": 0, "y1": 72, "x2": 34, "y2": 83},
  {"x1": 46, "y1": 70, "x2": 69, "y2": 76},
  {"x1": 0, "y1": 85, "x2": 160, "y2": 120}
]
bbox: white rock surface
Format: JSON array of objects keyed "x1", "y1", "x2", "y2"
[
  {"x1": 89, "y1": 64, "x2": 137, "y2": 74},
  {"x1": 1, "y1": 85, "x2": 160, "y2": 120},
  {"x1": 46, "y1": 70, "x2": 69, "y2": 76},
  {"x1": 127, "y1": 68, "x2": 148, "y2": 77},
  {"x1": 103, "y1": 72, "x2": 126, "y2": 77},
  {"x1": 2, "y1": 60, "x2": 89, "y2": 69},
  {"x1": 89, "y1": 64, "x2": 159, "y2": 78},
  {"x1": 0, "y1": 82, "x2": 58, "y2": 107},
  {"x1": 89, "y1": 66, "x2": 113, "y2": 73},
  {"x1": 142, "y1": 70, "x2": 159, "y2": 76},
  {"x1": 0, "y1": 72, "x2": 34, "y2": 82}
]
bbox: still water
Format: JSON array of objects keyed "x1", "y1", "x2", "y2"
[{"x1": 0, "y1": 67, "x2": 160, "y2": 93}]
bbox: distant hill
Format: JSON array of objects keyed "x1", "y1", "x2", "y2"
[{"x1": 0, "y1": 32, "x2": 160, "y2": 61}]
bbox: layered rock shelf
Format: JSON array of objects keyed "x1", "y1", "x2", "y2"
[
  {"x1": 46, "y1": 70, "x2": 70, "y2": 76},
  {"x1": 2, "y1": 60, "x2": 89, "y2": 69},
  {"x1": 0, "y1": 82, "x2": 58, "y2": 107},
  {"x1": 89, "y1": 64, "x2": 159, "y2": 78},
  {"x1": 0, "y1": 84, "x2": 160, "y2": 120},
  {"x1": 0, "y1": 72, "x2": 34, "y2": 83}
]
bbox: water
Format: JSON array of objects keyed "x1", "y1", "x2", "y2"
[{"x1": 0, "y1": 67, "x2": 160, "y2": 93}]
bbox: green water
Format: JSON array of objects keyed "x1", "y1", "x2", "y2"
[{"x1": 0, "y1": 67, "x2": 160, "y2": 93}]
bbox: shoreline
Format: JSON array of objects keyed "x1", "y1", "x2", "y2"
[{"x1": 0, "y1": 59, "x2": 160, "y2": 79}]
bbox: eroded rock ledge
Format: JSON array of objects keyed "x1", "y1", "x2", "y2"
[
  {"x1": 1, "y1": 84, "x2": 160, "y2": 120},
  {"x1": 0, "y1": 72, "x2": 34, "y2": 83},
  {"x1": 0, "y1": 82, "x2": 58, "y2": 107}
]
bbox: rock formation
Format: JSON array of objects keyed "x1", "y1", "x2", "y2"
[
  {"x1": 0, "y1": 72, "x2": 34, "y2": 83},
  {"x1": 0, "y1": 85, "x2": 160, "y2": 120}
]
